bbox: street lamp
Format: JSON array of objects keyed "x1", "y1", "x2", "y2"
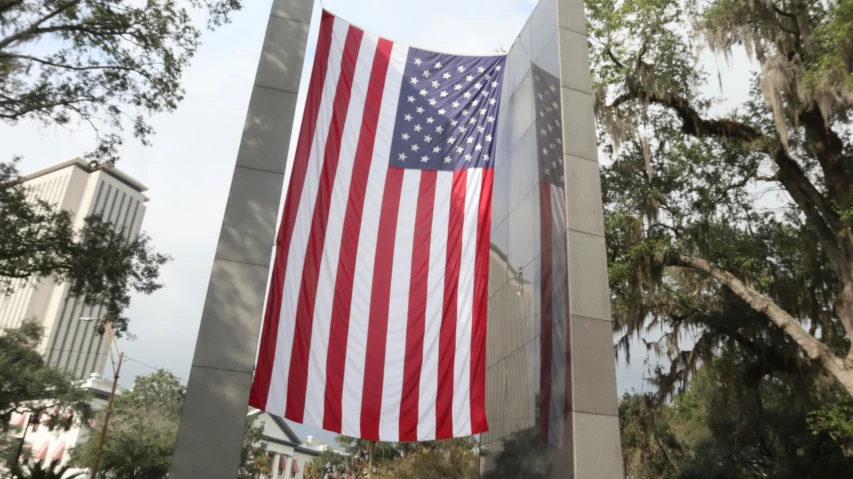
[{"x1": 80, "y1": 317, "x2": 123, "y2": 479}]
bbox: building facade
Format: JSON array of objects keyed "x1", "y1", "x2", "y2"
[
  {"x1": 6, "y1": 373, "x2": 124, "y2": 475},
  {"x1": 0, "y1": 158, "x2": 149, "y2": 379},
  {"x1": 249, "y1": 410, "x2": 322, "y2": 479},
  {"x1": 480, "y1": 0, "x2": 623, "y2": 477}
]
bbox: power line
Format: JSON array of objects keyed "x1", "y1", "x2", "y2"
[
  {"x1": 41, "y1": 346, "x2": 188, "y2": 384},
  {"x1": 124, "y1": 356, "x2": 189, "y2": 383}
]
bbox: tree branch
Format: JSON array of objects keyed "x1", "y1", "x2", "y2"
[
  {"x1": 0, "y1": 1, "x2": 80, "y2": 50},
  {"x1": 608, "y1": 87, "x2": 846, "y2": 279},
  {"x1": 0, "y1": 0, "x2": 23, "y2": 15},
  {"x1": 771, "y1": 2, "x2": 797, "y2": 19},
  {"x1": 0, "y1": 53, "x2": 156, "y2": 74},
  {"x1": 664, "y1": 253, "x2": 851, "y2": 374},
  {"x1": 606, "y1": 46, "x2": 625, "y2": 70}
]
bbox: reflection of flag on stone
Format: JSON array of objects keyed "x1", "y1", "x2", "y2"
[
  {"x1": 533, "y1": 64, "x2": 571, "y2": 448},
  {"x1": 250, "y1": 11, "x2": 506, "y2": 442}
]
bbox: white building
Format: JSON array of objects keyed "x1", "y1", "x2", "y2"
[
  {"x1": 6, "y1": 373, "x2": 125, "y2": 475},
  {"x1": 248, "y1": 409, "x2": 321, "y2": 479},
  {"x1": 0, "y1": 158, "x2": 149, "y2": 379}
]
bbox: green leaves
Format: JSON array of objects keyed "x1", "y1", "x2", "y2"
[
  {"x1": 0, "y1": 320, "x2": 93, "y2": 439},
  {"x1": 237, "y1": 416, "x2": 270, "y2": 479},
  {"x1": 69, "y1": 370, "x2": 185, "y2": 479},
  {"x1": 9, "y1": 459, "x2": 86, "y2": 479},
  {"x1": 592, "y1": 0, "x2": 853, "y2": 404},
  {"x1": 305, "y1": 435, "x2": 479, "y2": 479},
  {"x1": 0, "y1": 0, "x2": 242, "y2": 163}
]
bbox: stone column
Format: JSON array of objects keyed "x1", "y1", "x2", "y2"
[
  {"x1": 284, "y1": 455, "x2": 294, "y2": 478},
  {"x1": 556, "y1": 0, "x2": 624, "y2": 477},
  {"x1": 168, "y1": 1, "x2": 315, "y2": 476},
  {"x1": 272, "y1": 453, "x2": 281, "y2": 478}
]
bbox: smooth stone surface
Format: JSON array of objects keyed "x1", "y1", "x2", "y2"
[
  {"x1": 564, "y1": 154, "x2": 605, "y2": 237},
  {"x1": 568, "y1": 230, "x2": 612, "y2": 321},
  {"x1": 573, "y1": 412, "x2": 624, "y2": 478},
  {"x1": 271, "y1": 0, "x2": 314, "y2": 23},
  {"x1": 190, "y1": 259, "x2": 270, "y2": 373},
  {"x1": 559, "y1": 28, "x2": 593, "y2": 94},
  {"x1": 571, "y1": 315, "x2": 619, "y2": 417},
  {"x1": 254, "y1": 16, "x2": 311, "y2": 94},
  {"x1": 236, "y1": 87, "x2": 298, "y2": 174},
  {"x1": 215, "y1": 166, "x2": 283, "y2": 267},
  {"x1": 170, "y1": 367, "x2": 254, "y2": 478},
  {"x1": 560, "y1": 88, "x2": 598, "y2": 162},
  {"x1": 557, "y1": 0, "x2": 588, "y2": 35}
]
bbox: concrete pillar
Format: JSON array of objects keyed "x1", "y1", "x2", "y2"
[
  {"x1": 556, "y1": 0, "x2": 624, "y2": 477},
  {"x1": 284, "y1": 455, "x2": 294, "y2": 478},
  {"x1": 272, "y1": 453, "x2": 281, "y2": 478},
  {"x1": 168, "y1": 1, "x2": 315, "y2": 477}
]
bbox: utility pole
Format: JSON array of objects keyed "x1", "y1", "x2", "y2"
[{"x1": 80, "y1": 317, "x2": 123, "y2": 479}]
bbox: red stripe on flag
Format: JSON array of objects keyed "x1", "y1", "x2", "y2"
[
  {"x1": 249, "y1": 10, "x2": 335, "y2": 411},
  {"x1": 399, "y1": 170, "x2": 436, "y2": 441},
  {"x1": 436, "y1": 169, "x2": 467, "y2": 440},
  {"x1": 323, "y1": 38, "x2": 393, "y2": 433},
  {"x1": 285, "y1": 26, "x2": 364, "y2": 423},
  {"x1": 539, "y1": 182, "x2": 553, "y2": 442},
  {"x1": 361, "y1": 167, "x2": 405, "y2": 440},
  {"x1": 470, "y1": 169, "x2": 493, "y2": 434}
]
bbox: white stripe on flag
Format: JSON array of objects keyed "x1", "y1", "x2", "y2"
[
  {"x1": 453, "y1": 167, "x2": 483, "y2": 437},
  {"x1": 266, "y1": 16, "x2": 350, "y2": 417},
  {"x1": 303, "y1": 31, "x2": 378, "y2": 429},
  {"x1": 380, "y1": 168, "x2": 421, "y2": 441},
  {"x1": 340, "y1": 41, "x2": 409, "y2": 438},
  {"x1": 418, "y1": 170, "x2": 453, "y2": 440}
]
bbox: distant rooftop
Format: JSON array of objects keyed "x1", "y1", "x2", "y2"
[{"x1": 23, "y1": 157, "x2": 149, "y2": 198}]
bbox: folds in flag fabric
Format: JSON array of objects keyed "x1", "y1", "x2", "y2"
[{"x1": 249, "y1": 10, "x2": 506, "y2": 441}]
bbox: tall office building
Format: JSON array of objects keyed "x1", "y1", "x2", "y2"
[{"x1": 0, "y1": 158, "x2": 148, "y2": 379}]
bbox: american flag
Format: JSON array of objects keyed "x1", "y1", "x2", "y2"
[
  {"x1": 250, "y1": 11, "x2": 505, "y2": 442},
  {"x1": 533, "y1": 63, "x2": 571, "y2": 448}
]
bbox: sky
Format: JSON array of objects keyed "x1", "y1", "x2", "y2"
[{"x1": 1, "y1": 0, "x2": 756, "y2": 446}]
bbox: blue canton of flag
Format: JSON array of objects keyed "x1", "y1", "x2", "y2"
[{"x1": 390, "y1": 48, "x2": 506, "y2": 171}]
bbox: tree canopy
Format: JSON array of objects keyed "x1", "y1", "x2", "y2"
[
  {"x1": 70, "y1": 370, "x2": 185, "y2": 479},
  {"x1": 237, "y1": 416, "x2": 271, "y2": 479},
  {"x1": 589, "y1": 0, "x2": 853, "y2": 399},
  {"x1": 69, "y1": 370, "x2": 268, "y2": 478},
  {"x1": 304, "y1": 436, "x2": 479, "y2": 479},
  {"x1": 0, "y1": 320, "x2": 93, "y2": 435},
  {"x1": 0, "y1": 0, "x2": 243, "y2": 163},
  {"x1": 620, "y1": 349, "x2": 853, "y2": 478}
]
